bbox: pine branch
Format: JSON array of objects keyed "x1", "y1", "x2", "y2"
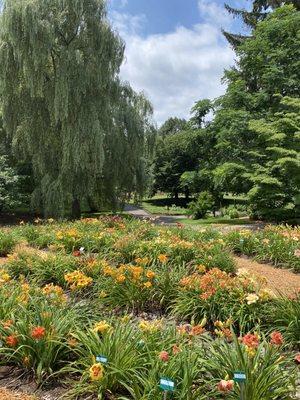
[{"x1": 221, "y1": 30, "x2": 250, "y2": 48}]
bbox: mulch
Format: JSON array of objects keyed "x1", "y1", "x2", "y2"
[{"x1": 0, "y1": 388, "x2": 37, "y2": 400}]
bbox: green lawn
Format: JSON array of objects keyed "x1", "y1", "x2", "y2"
[
  {"x1": 139, "y1": 194, "x2": 188, "y2": 215},
  {"x1": 141, "y1": 201, "x2": 186, "y2": 215},
  {"x1": 177, "y1": 216, "x2": 254, "y2": 226}
]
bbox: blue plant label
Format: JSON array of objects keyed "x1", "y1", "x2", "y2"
[
  {"x1": 159, "y1": 377, "x2": 175, "y2": 391},
  {"x1": 234, "y1": 372, "x2": 246, "y2": 382},
  {"x1": 96, "y1": 355, "x2": 108, "y2": 364}
]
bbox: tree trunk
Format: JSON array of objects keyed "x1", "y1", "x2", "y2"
[
  {"x1": 185, "y1": 187, "x2": 190, "y2": 201},
  {"x1": 71, "y1": 198, "x2": 81, "y2": 220},
  {"x1": 88, "y1": 196, "x2": 98, "y2": 213}
]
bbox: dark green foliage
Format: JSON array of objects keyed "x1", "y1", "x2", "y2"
[
  {"x1": 212, "y1": 6, "x2": 300, "y2": 220},
  {"x1": 189, "y1": 99, "x2": 212, "y2": 129},
  {"x1": 188, "y1": 191, "x2": 214, "y2": 219},
  {"x1": 153, "y1": 126, "x2": 215, "y2": 199},
  {"x1": 223, "y1": 0, "x2": 300, "y2": 47},
  {"x1": 158, "y1": 117, "x2": 188, "y2": 137}
]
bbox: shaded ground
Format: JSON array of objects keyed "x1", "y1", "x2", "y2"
[{"x1": 234, "y1": 255, "x2": 300, "y2": 297}]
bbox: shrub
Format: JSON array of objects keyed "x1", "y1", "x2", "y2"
[
  {"x1": 20, "y1": 224, "x2": 56, "y2": 249},
  {"x1": 268, "y1": 297, "x2": 300, "y2": 349},
  {"x1": 188, "y1": 191, "x2": 214, "y2": 219}
]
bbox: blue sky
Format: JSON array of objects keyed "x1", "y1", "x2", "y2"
[{"x1": 108, "y1": 0, "x2": 250, "y2": 124}]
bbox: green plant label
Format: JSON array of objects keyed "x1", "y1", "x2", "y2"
[
  {"x1": 159, "y1": 377, "x2": 175, "y2": 391},
  {"x1": 96, "y1": 355, "x2": 108, "y2": 364},
  {"x1": 234, "y1": 372, "x2": 246, "y2": 382}
]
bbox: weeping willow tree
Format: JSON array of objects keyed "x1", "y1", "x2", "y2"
[{"x1": 0, "y1": 0, "x2": 154, "y2": 217}]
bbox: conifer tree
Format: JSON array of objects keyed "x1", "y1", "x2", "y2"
[
  {"x1": 247, "y1": 97, "x2": 300, "y2": 219},
  {"x1": 0, "y1": 0, "x2": 153, "y2": 217},
  {"x1": 223, "y1": 0, "x2": 300, "y2": 47},
  {"x1": 213, "y1": 6, "x2": 300, "y2": 220}
]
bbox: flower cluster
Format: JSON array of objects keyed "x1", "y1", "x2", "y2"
[
  {"x1": 139, "y1": 319, "x2": 162, "y2": 333},
  {"x1": 214, "y1": 319, "x2": 233, "y2": 341},
  {"x1": 180, "y1": 268, "x2": 236, "y2": 300},
  {"x1": 0, "y1": 269, "x2": 11, "y2": 285},
  {"x1": 93, "y1": 320, "x2": 112, "y2": 334},
  {"x1": 64, "y1": 271, "x2": 93, "y2": 290},
  {"x1": 56, "y1": 228, "x2": 80, "y2": 240},
  {"x1": 102, "y1": 263, "x2": 155, "y2": 288},
  {"x1": 42, "y1": 283, "x2": 67, "y2": 303},
  {"x1": 241, "y1": 333, "x2": 260, "y2": 357}
]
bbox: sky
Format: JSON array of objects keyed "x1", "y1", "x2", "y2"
[{"x1": 108, "y1": 0, "x2": 250, "y2": 125}]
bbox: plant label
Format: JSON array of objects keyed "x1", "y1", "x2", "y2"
[
  {"x1": 96, "y1": 355, "x2": 108, "y2": 364},
  {"x1": 159, "y1": 377, "x2": 175, "y2": 391},
  {"x1": 234, "y1": 372, "x2": 246, "y2": 382}
]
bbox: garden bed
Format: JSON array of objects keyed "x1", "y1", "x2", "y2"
[
  {"x1": 0, "y1": 217, "x2": 298, "y2": 399},
  {"x1": 225, "y1": 225, "x2": 300, "y2": 272}
]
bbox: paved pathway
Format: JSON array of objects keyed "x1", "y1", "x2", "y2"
[
  {"x1": 124, "y1": 204, "x2": 266, "y2": 231},
  {"x1": 124, "y1": 204, "x2": 184, "y2": 225}
]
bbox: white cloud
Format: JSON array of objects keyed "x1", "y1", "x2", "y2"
[
  {"x1": 198, "y1": 0, "x2": 232, "y2": 27},
  {"x1": 110, "y1": 11, "x2": 146, "y2": 36},
  {"x1": 110, "y1": 3, "x2": 235, "y2": 125},
  {"x1": 109, "y1": 0, "x2": 128, "y2": 9}
]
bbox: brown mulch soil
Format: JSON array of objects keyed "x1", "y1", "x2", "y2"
[
  {"x1": 0, "y1": 388, "x2": 37, "y2": 400},
  {"x1": 234, "y1": 255, "x2": 300, "y2": 297}
]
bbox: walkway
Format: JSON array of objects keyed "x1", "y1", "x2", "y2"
[
  {"x1": 124, "y1": 204, "x2": 184, "y2": 225},
  {"x1": 234, "y1": 256, "x2": 300, "y2": 297}
]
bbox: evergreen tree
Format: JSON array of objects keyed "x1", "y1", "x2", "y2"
[
  {"x1": 213, "y1": 6, "x2": 300, "y2": 220},
  {"x1": 0, "y1": 0, "x2": 153, "y2": 218},
  {"x1": 223, "y1": 0, "x2": 300, "y2": 47},
  {"x1": 247, "y1": 96, "x2": 300, "y2": 219}
]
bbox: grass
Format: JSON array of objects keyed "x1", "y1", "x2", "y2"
[
  {"x1": 176, "y1": 217, "x2": 255, "y2": 226},
  {"x1": 141, "y1": 201, "x2": 186, "y2": 215},
  {"x1": 139, "y1": 194, "x2": 189, "y2": 215}
]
